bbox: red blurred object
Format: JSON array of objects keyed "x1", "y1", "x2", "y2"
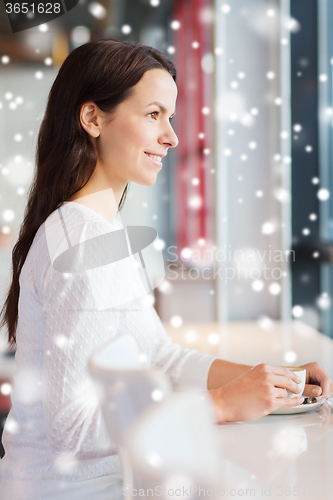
[
  {"x1": 173, "y1": 0, "x2": 215, "y2": 261},
  {"x1": 0, "y1": 378, "x2": 12, "y2": 414}
]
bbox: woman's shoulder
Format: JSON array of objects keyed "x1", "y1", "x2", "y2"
[
  {"x1": 42, "y1": 201, "x2": 122, "y2": 268},
  {"x1": 46, "y1": 200, "x2": 121, "y2": 242},
  {"x1": 48, "y1": 201, "x2": 122, "y2": 230},
  {"x1": 25, "y1": 202, "x2": 121, "y2": 274}
]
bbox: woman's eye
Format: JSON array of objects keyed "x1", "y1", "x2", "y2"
[{"x1": 148, "y1": 111, "x2": 159, "y2": 120}]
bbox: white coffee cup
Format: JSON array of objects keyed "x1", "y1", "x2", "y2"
[{"x1": 282, "y1": 366, "x2": 306, "y2": 398}]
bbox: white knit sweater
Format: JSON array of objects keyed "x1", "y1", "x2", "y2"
[{"x1": 0, "y1": 201, "x2": 217, "y2": 489}]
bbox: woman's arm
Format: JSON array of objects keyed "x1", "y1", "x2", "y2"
[
  {"x1": 149, "y1": 308, "x2": 218, "y2": 391},
  {"x1": 207, "y1": 359, "x2": 253, "y2": 390}
]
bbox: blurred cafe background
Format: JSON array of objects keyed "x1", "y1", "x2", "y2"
[{"x1": 0, "y1": 0, "x2": 333, "y2": 453}]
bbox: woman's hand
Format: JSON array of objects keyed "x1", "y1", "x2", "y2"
[
  {"x1": 208, "y1": 363, "x2": 305, "y2": 422},
  {"x1": 299, "y1": 362, "x2": 333, "y2": 399}
]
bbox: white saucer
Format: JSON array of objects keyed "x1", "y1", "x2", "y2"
[
  {"x1": 327, "y1": 398, "x2": 333, "y2": 408},
  {"x1": 270, "y1": 396, "x2": 325, "y2": 415}
]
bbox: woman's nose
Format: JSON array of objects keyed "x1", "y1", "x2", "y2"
[
  {"x1": 159, "y1": 124, "x2": 179, "y2": 149},
  {"x1": 169, "y1": 127, "x2": 179, "y2": 148}
]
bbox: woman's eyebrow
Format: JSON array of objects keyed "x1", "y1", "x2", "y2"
[{"x1": 146, "y1": 101, "x2": 176, "y2": 116}]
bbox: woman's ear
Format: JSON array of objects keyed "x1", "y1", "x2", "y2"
[{"x1": 79, "y1": 102, "x2": 101, "y2": 138}]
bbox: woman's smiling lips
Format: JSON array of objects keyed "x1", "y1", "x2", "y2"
[{"x1": 144, "y1": 152, "x2": 165, "y2": 167}]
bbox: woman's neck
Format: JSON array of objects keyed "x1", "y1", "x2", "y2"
[{"x1": 68, "y1": 187, "x2": 120, "y2": 225}]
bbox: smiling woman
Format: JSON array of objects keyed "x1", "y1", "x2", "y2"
[
  {"x1": 0, "y1": 39, "x2": 200, "y2": 500},
  {"x1": 0, "y1": 38, "x2": 332, "y2": 500},
  {"x1": 1, "y1": 39, "x2": 178, "y2": 348}
]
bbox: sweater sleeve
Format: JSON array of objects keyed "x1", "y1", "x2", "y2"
[{"x1": 149, "y1": 306, "x2": 218, "y2": 391}]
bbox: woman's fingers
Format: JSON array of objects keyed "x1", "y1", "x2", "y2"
[
  {"x1": 318, "y1": 376, "x2": 333, "y2": 399},
  {"x1": 299, "y1": 362, "x2": 333, "y2": 399},
  {"x1": 269, "y1": 365, "x2": 303, "y2": 384},
  {"x1": 302, "y1": 384, "x2": 322, "y2": 397},
  {"x1": 269, "y1": 374, "x2": 303, "y2": 395},
  {"x1": 274, "y1": 387, "x2": 289, "y2": 398},
  {"x1": 281, "y1": 396, "x2": 305, "y2": 408}
]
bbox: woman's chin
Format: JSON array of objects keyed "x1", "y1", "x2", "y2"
[{"x1": 134, "y1": 174, "x2": 158, "y2": 187}]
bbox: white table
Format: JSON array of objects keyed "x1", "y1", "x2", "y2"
[
  {"x1": 1, "y1": 320, "x2": 333, "y2": 497},
  {"x1": 164, "y1": 320, "x2": 333, "y2": 499}
]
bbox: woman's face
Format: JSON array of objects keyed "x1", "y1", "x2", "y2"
[{"x1": 95, "y1": 68, "x2": 178, "y2": 187}]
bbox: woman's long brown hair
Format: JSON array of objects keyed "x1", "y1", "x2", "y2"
[{"x1": 0, "y1": 39, "x2": 176, "y2": 347}]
